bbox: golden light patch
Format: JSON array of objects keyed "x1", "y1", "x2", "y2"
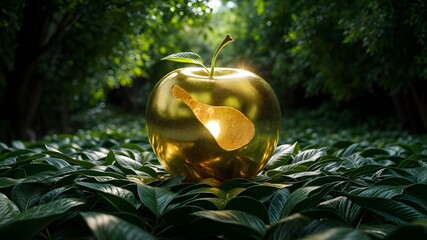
[{"x1": 172, "y1": 85, "x2": 255, "y2": 151}]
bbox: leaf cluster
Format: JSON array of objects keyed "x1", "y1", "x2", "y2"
[{"x1": 0, "y1": 127, "x2": 426, "y2": 239}]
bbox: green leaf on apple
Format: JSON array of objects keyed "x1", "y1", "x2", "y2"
[
  {"x1": 161, "y1": 34, "x2": 234, "y2": 79},
  {"x1": 161, "y1": 52, "x2": 207, "y2": 69}
]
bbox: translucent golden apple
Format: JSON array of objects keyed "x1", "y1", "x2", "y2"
[{"x1": 145, "y1": 67, "x2": 281, "y2": 182}]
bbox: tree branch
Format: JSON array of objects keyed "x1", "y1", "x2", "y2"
[{"x1": 40, "y1": 1, "x2": 87, "y2": 54}]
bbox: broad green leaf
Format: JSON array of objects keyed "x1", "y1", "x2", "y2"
[
  {"x1": 352, "y1": 185, "x2": 406, "y2": 198},
  {"x1": 155, "y1": 175, "x2": 186, "y2": 188},
  {"x1": 126, "y1": 175, "x2": 157, "y2": 185},
  {"x1": 192, "y1": 210, "x2": 266, "y2": 236},
  {"x1": 405, "y1": 166, "x2": 427, "y2": 183},
  {"x1": 223, "y1": 187, "x2": 246, "y2": 205},
  {"x1": 24, "y1": 172, "x2": 59, "y2": 184},
  {"x1": 171, "y1": 188, "x2": 222, "y2": 208},
  {"x1": 182, "y1": 187, "x2": 227, "y2": 199},
  {"x1": 407, "y1": 153, "x2": 427, "y2": 161},
  {"x1": 300, "y1": 227, "x2": 370, "y2": 240},
  {"x1": 137, "y1": 184, "x2": 177, "y2": 217},
  {"x1": 266, "y1": 142, "x2": 299, "y2": 169},
  {"x1": 277, "y1": 159, "x2": 315, "y2": 173},
  {"x1": 0, "y1": 166, "x2": 12, "y2": 175},
  {"x1": 346, "y1": 154, "x2": 371, "y2": 168},
  {"x1": 225, "y1": 196, "x2": 270, "y2": 224},
  {"x1": 237, "y1": 185, "x2": 278, "y2": 202},
  {"x1": 399, "y1": 158, "x2": 423, "y2": 168},
  {"x1": 106, "y1": 164, "x2": 125, "y2": 174},
  {"x1": 264, "y1": 213, "x2": 311, "y2": 240},
  {"x1": 185, "y1": 187, "x2": 248, "y2": 209},
  {"x1": 269, "y1": 188, "x2": 291, "y2": 223},
  {"x1": 106, "y1": 150, "x2": 115, "y2": 165},
  {"x1": 161, "y1": 52, "x2": 207, "y2": 69},
  {"x1": 265, "y1": 171, "x2": 295, "y2": 181},
  {"x1": 401, "y1": 184, "x2": 427, "y2": 213},
  {"x1": 286, "y1": 170, "x2": 321, "y2": 180},
  {"x1": 0, "y1": 141, "x2": 8, "y2": 150},
  {"x1": 335, "y1": 143, "x2": 359, "y2": 157},
  {"x1": 335, "y1": 197, "x2": 362, "y2": 225},
  {"x1": 0, "y1": 198, "x2": 84, "y2": 240},
  {"x1": 67, "y1": 169, "x2": 125, "y2": 179},
  {"x1": 20, "y1": 163, "x2": 58, "y2": 176},
  {"x1": 344, "y1": 194, "x2": 426, "y2": 224},
  {"x1": 124, "y1": 149, "x2": 137, "y2": 160},
  {"x1": 280, "y1": 182, "x2": 340, "y2": 218},
  {"x1": 39, "y1": 187, "x2": 84, "y2": 204},
  {"x1": 111, "y1": 151, "x2": 143, "y2": 171},
  {"x1": 0, "y1": 149, "x2": 33, "y2": 161},
  {"x1": 80, "y1": 149, "x2": 107, "y2": 161},
  {"x1": 11, "y1": 182, "x2": 51, "y2": 211},
  {"x1": 158, "y1": 205, "x2": 204, "y2": 229},
  {"x1": 140, "y1": 151, "x2": 154, "y2": 163},
  {"x1": 120, "y1": 143, "x2": 146, "y2": 152},
  {"x1": 186, "y1": 197, "x2": 223, "y2": 210},
  {"x1": 76, "y1": 182, "x2": 139, "y2": 211},
  {"x1": 81, "y1": 212, "x2": 155, "y2": 240},
  {"x1": 11, "y1": 140, "x2": 25, "y2": 149},
  {"x1": 44, "y1": 145, "x2": 95, "y2": 168},
  {"x1": 93, "y1": 176, "x2": 117, "y2": 182},
  {"x1": 172, "y1": 182, "x2": 209, "y2": 194},
  {"x1": 199, "y1": 177, "x2": 223, "y2": 187},
  {"x1": 18, "y1": 152, "x2": 46, "y2": 163},
  {"x1": 304, "y1": 175, "x2": 348, "y2": 186},
  {"x1": 376, "y1": 157, "x2": 399, "y2": 167},
  {"x1": 374, "y1": 177, "x2": 413, "y2": 186},
  {"x1": 307, "y1": 155, "x2": 344, "y2": 172},
  {"x1": 139, "y1": 166, "x2": 158, "y2": 178},
  {"x1": 315, "y1": 196, "x2": 362, "y2": 225},
  {"x1": 344, "y1": 165, "x2": 386, "y2": 178},
  {"x1": 293, "y1": 148, "x2": 325, "y2": 163},
  {"x1": 0, "y1": 193, "x2": 19, "y2": 225},
  {"x1": 0, "y1": 177, "x2": 22, "y2": 189},
  {"x1": 220, "y1": 178, "x2": 255, "y2": 191},
  {"x1": 42, "y1": 157, "x2": 71, "y2": 169}
]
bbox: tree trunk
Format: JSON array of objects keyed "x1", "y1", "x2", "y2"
[
  {"x1": 2, "y1": 0, "x2": 52, "y2": 141},
  {"x1": 391, "y1": 87, "x2": 427, "y2": 134},
  {"x1": 408, "y1": 79, "x2": 427, "y2": 133}
]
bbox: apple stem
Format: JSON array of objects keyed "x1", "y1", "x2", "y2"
[{"x1": 210, "y1": 34, "x2": 234, "y2": 79}]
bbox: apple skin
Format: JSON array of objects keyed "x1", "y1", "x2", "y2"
[{"x1": 145, "y1": 67, "x2": 281, "y2": 182}]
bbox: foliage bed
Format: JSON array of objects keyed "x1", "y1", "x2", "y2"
[{"x1": 1, "y1": 112, "x2": 427, "y2": 239}]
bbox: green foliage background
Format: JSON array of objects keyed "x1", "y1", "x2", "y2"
[
  {"x1": 224, "y1": 0, "x2": 427, "y2": 133},
  {"x1": 1, "y1": 0, "x2": 427, "y2": 141},
  {"x1": 0, "y1": 0, "x2": 211, "y2": 140},
  {"x1": 1, "y1": 1, "x2": 427, "y2": 238}
]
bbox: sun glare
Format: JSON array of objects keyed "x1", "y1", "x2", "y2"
[{"x1": 205, "y1": 120, "x2": 221, "y2": 139}]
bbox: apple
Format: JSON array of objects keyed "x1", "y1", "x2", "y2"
[{"x1": 145, "y1": 35, "x2": 281, "y2": 182}]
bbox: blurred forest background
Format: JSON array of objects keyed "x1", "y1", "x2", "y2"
[{"x1": 1, "y1": 0, "x2": 426, "y2": 142}]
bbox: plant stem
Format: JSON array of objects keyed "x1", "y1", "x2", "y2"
[{"x1": 210, "y1": 34, "x2": 234, "y2": 78}]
